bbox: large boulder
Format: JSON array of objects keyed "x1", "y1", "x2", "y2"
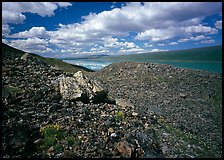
[{"x1": 54, "y1": 71, "x2": 107, "y2": 103}]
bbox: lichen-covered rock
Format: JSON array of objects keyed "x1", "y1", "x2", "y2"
[{"x1": 54, "y1": 71, "x2": 107, "y2": 103}]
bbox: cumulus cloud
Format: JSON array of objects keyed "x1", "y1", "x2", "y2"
[
  {"x1": 184, "y1": 24, "x2": 218, "y2": 34},
  {"x1": 2, "y1": 39, "x2": 9, "y2": 44},
  {"x1": 2, "y1": 2, "x2": 222, "y2": 56},
  {"x1": 169, "y1": 42, "x2": 178, "y2": 45},
  {"x1": 9, "y1": 37, "x2": 50, "y2": 53},
  {"x1": 151, "y1": 49, "x2": 169, "y2": 52},
  {"x1": 215, "y1": 20, "x2": 222, "y2": 29},
  {"x1": 135, "y1": 28, "x2": 176, "y2": 41},
  {"x1": 2, "y1": 24, "x2": 11, "y2": 36},
  {"x1": 190, "y1": 35, "x2": 210, "y2": 41},
  {"x1": 103, "y1": 37, "x2": 137, "y2": 49},
  {"x1": 10, "y1": 27, "x2": 49, "y2": 38},
  {"x1": 178, "y1": 35, "x2": 211, "y2": 43},
  {"x1": 144, "y1": 43, "x2": 153, "y2": 47},
  {"x1": 43, "y1": 2, "x2": 222, "y2": 49},
  {"x1": 136, "y1": 24, "x2": 218, "y2": 42},
  {"x1": 119, "y1": 47, "x2": 145, "y2": 54},
  {"x1": 2, "y1": 2, "x2": 72, "y2": 35},
  {"x1": 200, "y1": 39, "x2": 215, "y2": 44}
]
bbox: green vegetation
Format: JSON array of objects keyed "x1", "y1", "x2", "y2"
[
  {"x1": 65, "y1": 136, "x2": 75, "y2": 147},
  {"x1": 38, "y1": 123, "x2": 77, "y2": 155},
  {"x1": 142, "y1": 45, "x2": 222, "y2": 61},
  {"x1": 115, "y1": 111, "x2": 125, "y2": 122},
  {"x1": 39, "y1": 123, "x2": 63, "y2": 151},
  {"x1": 106, "y1": 45, "x2": 222, "y2": 62},
  {"x1": 2, "y1": 43, "x2": 25, "y2": 59},
  {"x1": 32, "y1": 55, "x2": 94, "y2": 73},
  {"x1": 2, "y1": 85, "x2": 24, "y2": 97}
]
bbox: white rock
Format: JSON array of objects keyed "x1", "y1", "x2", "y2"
[
  {"x1": 132, "y1": 112, "x2": 139, "y2": 116},
  {"x1": 54, "y1": 71, "x2": 107, "y2": 102}
]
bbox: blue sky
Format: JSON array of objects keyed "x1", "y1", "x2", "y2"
[{"x1": 2, "y1": 2, "x2": 222, "y2": 58}]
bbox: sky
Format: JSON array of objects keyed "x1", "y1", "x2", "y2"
[{"x1": 2, "y1": 2, "x2": 222, "y2": 58}]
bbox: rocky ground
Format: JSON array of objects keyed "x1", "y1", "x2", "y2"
[{"x1": 2, "y1": 53, "x2": 222, "y2": 158}]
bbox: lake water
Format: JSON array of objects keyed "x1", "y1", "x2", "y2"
[{"x1": 63, "y1": 56, "x2": 222, "y2": 74}]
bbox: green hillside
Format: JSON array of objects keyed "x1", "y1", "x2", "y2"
[
  {"x1": 2, "y1": 43, "x2": 93, "y2": 73},
  {"x1": 113, "y1": 45, "x2": 222, "y2": 62}
]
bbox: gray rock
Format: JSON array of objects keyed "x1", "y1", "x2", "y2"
[
  {"x1": 54, "y1": 71, "x2": 107, "y2": 103},
  {"x1": 179, "y1": 93, "x2": 187, "y2": 98},
  {"x1": 20, "y1": 53, "x2": 30, "y2": 62},
  {"x1": 116, "y1": 98, "x2": 135, "y2": 109}
]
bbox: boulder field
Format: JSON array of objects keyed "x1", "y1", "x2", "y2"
[{"x1": 2, "y1": 53, "x2": 222, "y2": 158}]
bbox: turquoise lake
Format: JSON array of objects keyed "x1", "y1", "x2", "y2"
[{"x1": 63, "y1": 56, "x2": 222, "y2": 74}]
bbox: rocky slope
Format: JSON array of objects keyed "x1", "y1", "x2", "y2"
[
  {"x1": 88, "y1": 61, "x2": 222, "y2": 158},
  {"x1": 2, "y1": 51, "x2": 222, "y2": 158}
]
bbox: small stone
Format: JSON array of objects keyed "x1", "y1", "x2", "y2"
[
  {"x1": 110, "y1": 133, "x2": 118, "y2": 138},
  {"x1": 144, "y1": 123, "x2": 149, "y2": 128},
  {"x1": 48, "y1": 146, "x2": 54, "y2": 152},
  {"x1": 63, "y1": 150, "x2": 74, "y2": 158},
  {"x1": 108, "y1": 127, "x2": 114, "y2": 133},
  {"x1": 132, "y1": 112, "x2": 139, "y2": 116},
  {"x1": 180, "y1": 93, "x2": 186, "y2": 98},
  {"x1": 116, "y1": 141, "x2": 133, "y2": 158},
  {"x1": 34, "y1": 139, "x2": 43, "y2": 144},
  {"x1": 116, "y1": 98, "x2": 135, "y2": 109},
  {"x1": 162, "y1": 132, "x2": 169, "y2": 139}
]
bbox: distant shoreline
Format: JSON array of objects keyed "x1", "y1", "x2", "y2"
[{"x1": 63, "y1": 59, "x2": 222, "y2": 74}]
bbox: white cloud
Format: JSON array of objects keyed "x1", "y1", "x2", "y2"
[
  {"x1": 178, "y1": 38, "x2": 190, "y2": 43},
  {"x1": 215, "y1": 20, "x2": 222, "y2": 29},
  {"x1": 190, "y1": 35, "x2": 210, "y2": 41},
  {"x1": 9, "y1": 37, "x2": 50, "y2": 53},
  {"x1": 2, "y1": 2, "x2": 72, "y2": 35},
  {"x1": 178, "y1": 35, "x2": 211, "y2": 43},
  {"x1": 144, "y1": 43, "x2": 153, "y2": 47},
  {"x1": 102, "y1": 37, "x2": 138, "y2": 49},
  {"x1": 2, "y1": 24, "x2": 11, "y2": 36},
  {"x1": 184, "y1": 24, "x2": 218, "y2": 34},
  {"x1": 10, "y1": 27, "x2": 49, "y2": 38},
  {"x1": 200, "y1": 39, "x2": 215, "y2": 44},
  {"x1": 42, "y1": 2, "x2": 221, "y2": 48},
  {"x1": 169, "y1": 42, "x2": 178, "y2": 45},
  {"x1": 2, "y1": 39, "x2": 9, "y2": 44},
  {"x1": 151, "y1": 48, "x2": 169, "y2": 52},
  {"x1": 136, "y1": 24, "x2": 218, "y2": 42},
  {"x1": 158, "y1": 43, "x2": 165, "y2": 46},
  {"x1": 2, "y1": 2, "x2": 72, "y2": 20},
  {"x1": 3, "y1": 2, "x2": 222, "y2": 56},
  {"x1": 135, "y1": 28, "x2": 176, "y2": 41},
  {"x1": 119, "y1": 47, "x2": 145, "y2": 54}
]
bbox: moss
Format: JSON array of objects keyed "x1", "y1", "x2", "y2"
[
  {"x1": 39, "y1": 123, "x2": 63, "y2": 150},
  {"x1": 3, "y1": 86, "x2": 24, "y2": 97},
  {"x1": 65, "y1": 136, "x2": 75, "y2": 146},
  {"x1": 115, "y1": 111, "x2": 125, "y2": 122}
]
